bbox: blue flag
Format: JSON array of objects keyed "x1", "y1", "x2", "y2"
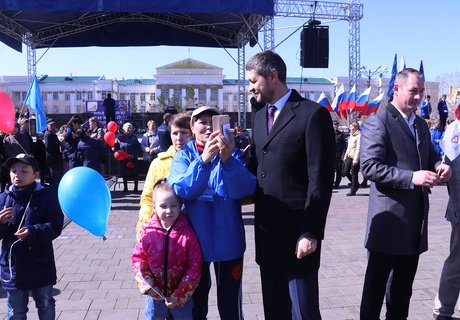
[
  {"x1": 387, "y1": 54, "x2": 397, "y2": 101},
  {"x1": 419, "y1": 60, "x2": 425, "y2": 80},
  {"x1": 24, "y1": 76, "x2": 47, "y2": 133}
]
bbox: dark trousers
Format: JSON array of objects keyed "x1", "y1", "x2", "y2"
[
  {"x1": 105, "y1": 114, "x2": 116, "y2": 124},
  {"x1": 360, "y1": 251, "x2": 419, "y2": 320},
  {"x1": 192, "y1": 258, "x2": 244, "y2": 320},
  {"x1": 260, "y1": 267, "x2": 321, "y2": 320},
  {"x1": 334, "y1": 157, "x2": 343, "y2": 187},
  {"x1": 343, "y1": 157, "x2": 360, "y2": 192}
]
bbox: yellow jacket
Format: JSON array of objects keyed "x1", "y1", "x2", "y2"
[{"x1": 137, "y1": 145, "x2": 176, "y2": 234}]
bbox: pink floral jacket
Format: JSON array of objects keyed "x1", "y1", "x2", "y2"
[{"x1": 132, "y1": 213, "x2": 202, "y2": 307}]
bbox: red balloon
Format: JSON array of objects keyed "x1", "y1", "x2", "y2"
[
  {"x1": 126, "y1": 161, "x2": 134, "y2": 169},
  {"x1": 114, "y1": 150, "x2": 129, "y2": 161},
  {"x1": 104, "y1": 131, "x2": 116, "y2": 147},
  {"x1": 107, "y1": 121, "x2": 118, "y2": 133},
  {"x1": 0, "y1": 91, "x2": 16, "y2": 134}
]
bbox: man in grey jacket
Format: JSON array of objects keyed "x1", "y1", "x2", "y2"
[{"x1": 359, "y1": 68, "x2": 451, "y2": 319}]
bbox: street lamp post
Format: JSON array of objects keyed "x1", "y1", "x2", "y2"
[{"x1": 361, "y1": 65, "x2": 387, "y2": 88}]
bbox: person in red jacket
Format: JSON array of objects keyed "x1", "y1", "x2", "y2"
[{"x1": 132, "y1": 179, "x2": 202, "y2": 319}]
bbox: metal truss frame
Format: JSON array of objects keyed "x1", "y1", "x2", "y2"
[{"x1": 268, "y1": 0, "x2": 364, "y2": 91}]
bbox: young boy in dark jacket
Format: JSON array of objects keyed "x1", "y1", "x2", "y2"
[{"x1": 0, "y1": 153, "x2": 64, "y2": 319}]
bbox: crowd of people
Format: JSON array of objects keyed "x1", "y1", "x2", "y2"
[{"x1": 2, "y1": 51, "x2": 460, "y2": 320}]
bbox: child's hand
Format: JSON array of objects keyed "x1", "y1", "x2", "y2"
[
  {"x1": 165, "y1": 297, "x2": 177, "y2": 309},
  {"x1": 14, "y1": 227, "x2": 29, "y2": 240},
  {"x1": 0, "y1": 207, "x2": 13, "y2": 224}
]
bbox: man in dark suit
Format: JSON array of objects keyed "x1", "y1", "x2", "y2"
[
  {"x1": 103, "y1": 93, "x2": 116, "y2": 124},
  {"x1": 246, "y1": 51, "x2": 335, "y2": 319},
  {"x1": 360, "y1": 68, "x2": 451, "y2": 319}
]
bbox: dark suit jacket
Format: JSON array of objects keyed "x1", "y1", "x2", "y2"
[
  {"x1": 250, "y1": 89, "x2": 335, "y2": 273},
  {"x1": 445, "y1": 157, "x2": 460, "y2": 223},
  {"x1": 360, "y1": 103, "x2": 440, "y2": 255}
]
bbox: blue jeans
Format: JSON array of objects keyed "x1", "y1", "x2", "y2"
[
  {"x1": 144, "y1": 295, "x2": 193, "y2": 320},
  {"x1": 6, "y1": 285, "x2": 55, "y2": 320}
]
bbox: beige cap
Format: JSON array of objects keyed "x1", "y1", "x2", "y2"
[{"x1": 191, "y1": 106, "x2": 220, "y2": 119}]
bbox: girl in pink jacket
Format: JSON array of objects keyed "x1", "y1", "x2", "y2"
[{"x1": 132, "y1": 179, "x2": 202, "y2": 319}]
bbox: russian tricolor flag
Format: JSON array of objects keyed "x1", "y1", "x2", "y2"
[
  {"x1": 355, "y1": 87, "x2": 371, "y2": 112},
  {"x1": 317, "y1": 92, "x2": 332, "y2": 112},
  {"x1": 345, "y1": 85, "x2": 357, "y2": 112},
  {"x1": 362, "y1": 93, "x2": 384, "y2": 116},
  {"x1": 332, "y1": 84, "x2": 346, "y2": 118}
]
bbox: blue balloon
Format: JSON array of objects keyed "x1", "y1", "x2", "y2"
[{"x1": 58, "y1": 167, "x2": 111, "y2": 236}]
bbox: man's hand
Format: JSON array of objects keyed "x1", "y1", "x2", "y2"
[
  {"x1": 436, "y1": 163, "x2": 452, "y2": 182},
  {"x1": 412, "y1": 170, "x2": 441, "y2": 188},
  {"x1": 295, "y1": 235, "x2": 317, "y2": 259}
]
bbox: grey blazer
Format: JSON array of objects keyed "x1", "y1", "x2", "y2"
[{"x1": 360, "y1": 103, "x2": 440, "y2": 255}]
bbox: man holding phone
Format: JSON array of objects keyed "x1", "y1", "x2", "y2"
[{"x1": 246, "y1": 51, "x2": 335, "y2": 319}]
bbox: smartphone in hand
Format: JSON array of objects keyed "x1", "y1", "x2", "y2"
[{"x1": 212, "y1": 115, "x2": 230, "y2": 140}]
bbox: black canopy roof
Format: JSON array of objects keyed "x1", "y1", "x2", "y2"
[{"x1": 0, "y1": 0, "x2": 273, "y2": 52}]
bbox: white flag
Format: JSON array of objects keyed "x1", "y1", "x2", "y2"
[{"x1": 440, "y1": 120, "x2": 460, "y2": 161}]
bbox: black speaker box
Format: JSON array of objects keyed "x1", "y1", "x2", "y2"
[{"x1": 300, "y1": 26, "x2": 329, "y2": 68}]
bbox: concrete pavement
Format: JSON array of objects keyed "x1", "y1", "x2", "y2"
[{"x1": 0, "y1": 180, "x2": 456, "y2": 319}]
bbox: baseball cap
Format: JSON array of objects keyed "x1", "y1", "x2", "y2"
[
  {"x1": 191, "y1": 106, "x2": 220, "y2": 119},
  {"x1": 47, "y1": 118, "x2": 56, "y2": 125},
  {"x1": 5, "y1": 153, "x2": 39, "y2": 171}
]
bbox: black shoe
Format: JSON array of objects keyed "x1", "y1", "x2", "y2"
[
  {"x1": 346, "y1": 191, "x2": 356, "y2": 196},
  {"x1": 347, "y1": 183, "x2": 352, "y2": 187},
  {"x1": 360, "y1": 182, "x2": 368, "y2": 188},
  {"x1": 333, "y1": 184, "x2": 340, "y2": 189}
]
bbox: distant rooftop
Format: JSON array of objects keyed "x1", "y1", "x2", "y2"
[
  {"x1": 286, "y1": 77, "x2": 333, "y2": 84},
  {"x1": 118, "y1": 79, "x2": 156, "y2": 85},
  {"x1": 38, "y1": 75, "x2": 105, "y2": 83}
]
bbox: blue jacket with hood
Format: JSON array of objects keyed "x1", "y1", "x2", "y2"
[
  {"x1": 168, "y1": 140, "x2": 256, "y2": 262},
  {"x1": 0, "y1": 182, "x2": 64, "y2": 290}
]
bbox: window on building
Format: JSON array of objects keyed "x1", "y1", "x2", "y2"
[
  {"x1": 53, "y1": 92, "x2": 58, "y2": 100},
  {"x1": 161, "y1": 87, "x2": 169, "y2": 100},
  {"x1": 210, "y1": 88, "x2": 218, "y2": 101},
  {"x1": 13, "y1": 92, "x2": 20, "y2": 101},
  {"x1": 21, "y1": 92, "x2": 27, "y2": 101},
  {"x1": 65, "y1": 105, "x2": 70, "y2": 113},
  {"x1": 65, "y1": 92, "x2": 71, "y2": 101},
  {"x1": 87, "y1": 92, "x2": 93, "y2": 100},
  {"x1": 42, "y1": 93, "x2": 47, "y2": 101},
  {"x1": 101, "y1": 92, "x2": 108, "y2": 100},
  {"x1": 76, "y1": 105, "x2": 82, "y2": 113},
  {"x1": 150, "y1": 93, "x2": 155, "y2": 101},
  {"x1": 120, "y1": 93, "x2": 127, "y2": 100},
  {"x1": 130, "y1": 93, "x2": 136, "y2": 101},
  {"x1": 198, "y1": 88, "x2": 206, "y2": 102},
  {"x1": 76, "y1": 92, "x2": 82, "y2": 101},
  {"x1": 53, "y1": 105, "x2": 59, "y2": 113},
  {"x1": 140, "y1": 93, "x2": 146, "y2": 101},
  {"x1": 223, "y1": 93, "x2": 230, "y2": 101},
  {"x1": 173, "y1": 88, "x2": 182, "y2": 101}
]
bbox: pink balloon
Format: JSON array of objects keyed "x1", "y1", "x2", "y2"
[
  {"x1": 0, "y1": 91, "x2": 16, "y2": 134},
  {"x1": 107, "y1": 121, "x2": 118, "y2": 133}
]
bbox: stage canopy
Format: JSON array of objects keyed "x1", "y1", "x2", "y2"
[{"x1": 0, "y1": 0, "x2": 273, "y2": 52}]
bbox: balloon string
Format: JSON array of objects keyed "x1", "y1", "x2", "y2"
[{"x1": 9, "y1": 134, "x2": 29, "y2": 154}]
